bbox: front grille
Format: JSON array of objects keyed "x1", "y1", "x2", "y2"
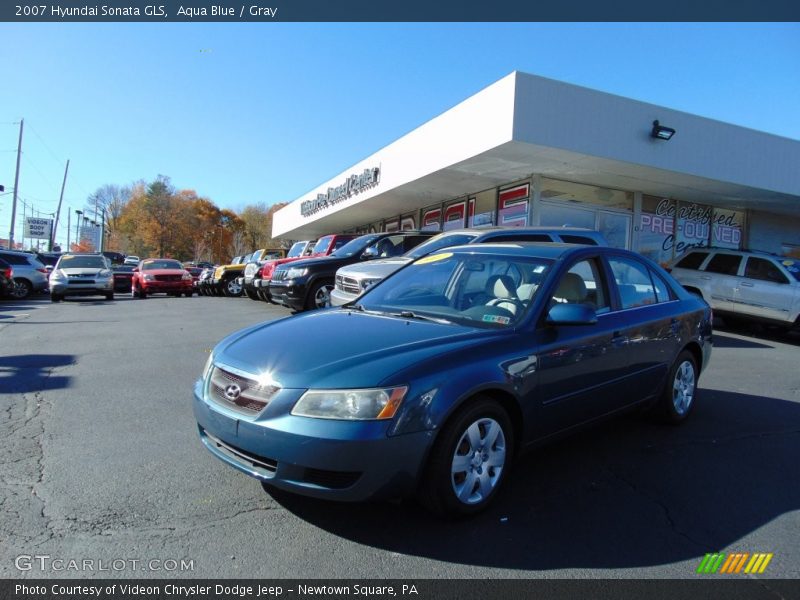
[
  {"x1": 303, "y1": 467, "x2": 361, "y2": 489},
  {"x1": 208, "y1": 365, "x2": 279, "y2": 415},
  {"x1": 155, "y1": 274, "x2": 182, "y2": 282},
  {"x1": 335, "y1": 275, "x2": 360, "y2": 295},
  {"x1": 203, "y1": 430, "x2": 277, "y2": 475},
  {"x1": 271, "y1": 270, "x2": 288, "y2": 282}
]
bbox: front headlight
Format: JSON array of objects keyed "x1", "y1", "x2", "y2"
[
  {"x1": 143, "y1": 274, "x2": 155, "y2": 281},
  {"x1": 285, "y1": 267, "x2": 308, "y2": 279},
  {"x1": 182, "y1": 272, "x2": 192, "y2": 281},
  {"x1": 360, "y1": 278, "x2": 380, "y2": 291},
  {"x1": 50, "y1": 269, "x2": 67, "y2": 281},
  {"x1": 292, "y1": 386, "x2": 408, "y2": 420},
  {"x1": 202, "y1": 354, "x2": 214, "y2": 380}
]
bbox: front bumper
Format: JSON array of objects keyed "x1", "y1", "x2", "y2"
[
  {"x1": 330, "y1": 288, "x2": 358, "y2": 307},
  {"x1": 142, "y1": 281, "x2": 192, "y2": 294},
  {"x1": 50, "y1": 279, "x2": 113, "y2": 296},
  {"x1": 193, "y1": 381, "x2": 433, "y2": 501},
  {"x1": 268, "y1": 279, "x2": 307, "y2": 311}
]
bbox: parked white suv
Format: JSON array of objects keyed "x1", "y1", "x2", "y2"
[{"x1": 669, "y1": 248, "x2": 800, "y2": 329}]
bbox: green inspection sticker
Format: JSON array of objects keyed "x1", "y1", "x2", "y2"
[{"x1": 482, "y1": 314, "x2": 511, "y2": 325}]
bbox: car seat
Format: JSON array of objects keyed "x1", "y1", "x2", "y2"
[{"x1": 553, "y1": 272, "x2": 587, "y2": 304}]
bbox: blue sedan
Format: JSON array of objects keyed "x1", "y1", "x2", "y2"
[{"x1": 193, "y1": 243, "x2": 712, "y2": 516}]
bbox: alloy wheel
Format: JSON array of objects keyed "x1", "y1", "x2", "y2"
[
  {"x1": 450, "y1": 417, "x2": 506, "y2": 505},
  {"x1": 314, "y1": 284, "x2": 333, "y2": 308},
  {"x1": 672, "y1": 360, "x2": 696, "y2": 416}
]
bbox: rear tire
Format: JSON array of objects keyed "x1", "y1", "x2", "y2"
[
  {"x1": 11, "y1": 279, "x2": 32, "y2": 300},
  {"x1": 653, "y1": 350, "x2": 698, "y2": 424},
  {"x1": 185, "y1": 291, "x2": 193, "y2": 297},
  {"x1": 419, "y1": 397, "x2": 513, "y2": 517}
]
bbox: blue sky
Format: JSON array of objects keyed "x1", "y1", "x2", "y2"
[{"x1": 1, "y1": 22, "x2": 798, "y2": 249}]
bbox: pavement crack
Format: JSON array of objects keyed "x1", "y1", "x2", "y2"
[{"x1": 602, "y1": 463, "x2": 712, "y2": 551}]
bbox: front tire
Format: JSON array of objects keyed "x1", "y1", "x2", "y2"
[
  {"x1": 223, "y1": 278, "x2": 243, "y2": 297},
  {"x1": 654, "y1": 350, "x2": 698, "y2": 424},
  {"x1": 305, "y1": 280, "x2": 334, "y2": 310},
  {"x1": 105, "y1": 292, "x2": 114, "y2": 301},
  {"x1": 419, "y1": 397, "x2": 513, "y2": 516},
  {"x1": 50, "y1": 293, "x2": 63, "y2": 303}
]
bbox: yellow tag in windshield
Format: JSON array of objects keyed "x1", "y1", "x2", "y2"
[{"x1": 415, "y1": 252, "x2": 453, "y2": 265}]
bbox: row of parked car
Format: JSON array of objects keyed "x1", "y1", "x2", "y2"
[{"x1": 193, "y1": 227, "x2": 800, "y2": 331}]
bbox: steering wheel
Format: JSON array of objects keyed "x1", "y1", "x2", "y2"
[{"x1": 486, "y1": 297, "x2": 525, "y2": 313}]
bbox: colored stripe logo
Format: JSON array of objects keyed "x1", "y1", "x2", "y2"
[{"x1": 697, "y1": 553, "x2": 773, "y2": 574}]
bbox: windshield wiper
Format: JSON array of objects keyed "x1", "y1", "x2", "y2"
[{"x1": 395, "y1": 311, "x2": 452, "y2": 325}]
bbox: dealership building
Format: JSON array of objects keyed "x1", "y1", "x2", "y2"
[{"x1": 272, "y1": 71, "x2": 800, "y2": 265}]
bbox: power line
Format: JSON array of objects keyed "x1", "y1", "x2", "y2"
[{"x1": 21, "y1": 154, "x2": 60, "y2": 194}]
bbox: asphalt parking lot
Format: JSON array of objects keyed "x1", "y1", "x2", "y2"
[{"x1": 1, "y1": 294, "x2": 798, "y2": 579}]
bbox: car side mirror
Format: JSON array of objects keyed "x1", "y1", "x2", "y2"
[
  {"x1": 546, "y1": 303, "x2": 597, "y2": 326},
  {"x1": 45, "y1": 265, "x2": 54, "y2": 273},
  {"x1": 361, "y1": 246, "x2": 379, "y2": 260},
  {"x1": 132, "y1": 268, "x2": 139, "y2": 273}
]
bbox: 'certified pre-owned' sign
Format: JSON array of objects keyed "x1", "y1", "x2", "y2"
[{"x1": 24, "y1": 217, "x2": 53, "y2": 240}]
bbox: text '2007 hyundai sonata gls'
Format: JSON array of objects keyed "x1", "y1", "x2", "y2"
[{"x1": 194, "y1": 243, "x2": 712, "y2": 515}]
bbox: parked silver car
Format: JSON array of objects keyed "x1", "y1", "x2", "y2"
[
  {"x1": 669, "y1": 248, "x2": 800, "y2": 329},
  {"x1": 49, "y1": 253, "x2": 115, "y2": 302},
  {"x1": 330, "y1": 227, "x2": 609, "y2": 307},
  {"x1": 0, "y1": 250, "x2": 49, "y2": 299}
]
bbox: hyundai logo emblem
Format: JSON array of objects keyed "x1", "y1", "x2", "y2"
[{"x1": 224, "y1": 383, "x2": 242, "y2": 401}]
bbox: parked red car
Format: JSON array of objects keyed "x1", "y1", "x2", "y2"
[{"x1": 131, "y1": 258, "x2": 194, "y2": 298}]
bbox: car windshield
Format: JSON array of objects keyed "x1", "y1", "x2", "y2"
[
  {"x1": 356, "y1": 251, "x2": 553, "y2": 328},
  {"x1": 142, "y1": 260, "x2": 183, "y2": 270},
  {"x1": 405, "y1": 232, "x2": 479, "y2": 259},
  {"x1": 780, "y1": 258, "x2": 800, "y2": 282},
  {"x1": 312, "y1": 236, "x2": 333, "y2": 254},
  {"x1": 330, "y1": 234, "x2": 382, "y2": 258},
  {"x1": 287, "y1": 242, "x2": 306, "y2": 258},
  {"x1": 58, "y1": 255, "x2": 107, "y2": 269}
]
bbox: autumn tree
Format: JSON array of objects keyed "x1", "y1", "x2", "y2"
[{"x1": 85, "y1": 183, "x2": 132, "y2": 252}]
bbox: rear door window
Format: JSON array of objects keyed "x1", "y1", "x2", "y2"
[
  {"x1": 704, "y1": 253, "x2": 742, "y2": 276},
  {"x1": 674, "y1": 251, "x2": 709, "y2": 270}
]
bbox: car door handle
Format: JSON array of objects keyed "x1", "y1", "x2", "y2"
[
  {"x1": 700, "y1": 275, "x2": 712, "y2": 280},
  {"x1": 739, "y1": 281, "x2": 754, "y2": 287}
]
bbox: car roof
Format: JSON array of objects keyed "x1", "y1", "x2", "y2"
[{"x1": 435, "y1": 241, "x2": 588, "y2": 260}]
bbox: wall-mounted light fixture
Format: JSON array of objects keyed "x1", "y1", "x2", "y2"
[{"x1": 651, "y1": 120, "x2": 676, "y2": 141}]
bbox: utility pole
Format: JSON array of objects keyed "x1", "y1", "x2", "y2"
[
  {"x1": 8, "y1": 119, "x2": 23, "y2": 250},
  {"x1": 51, "y1": 159, "x2": 69, "y2": 251},
  {"x1": 66, "y1": 208, "x2": 71, "y2": 250}
]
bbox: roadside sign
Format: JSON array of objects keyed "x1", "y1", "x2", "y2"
[{"x1": 24, "y1": 217, "x2": 53, "y2": 239}]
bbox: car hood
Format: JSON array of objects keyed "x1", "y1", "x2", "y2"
[
  {"x1": 212, "y1": 309, "x2": 490, "y2": 389},
  {"x1": 141, "y1": 268, "x2": 187, "y2": 275},
  {"x1": 337, "y1": 257, "x2": 411, "y2": 279}
]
